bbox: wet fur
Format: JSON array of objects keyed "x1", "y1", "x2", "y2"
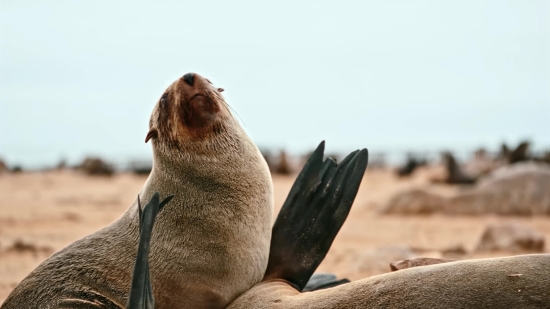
[{"x1": 2, "y1": 74, "x2": 273, "y2": 309}]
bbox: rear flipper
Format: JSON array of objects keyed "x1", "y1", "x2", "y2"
[
  {"x1": 303, "y1": 273, "x2": 350, "y2": 292},
  {"x1": 126, "y1": 192, "x2": 174, "y2": 309},
  {"x1": 263, "y1": 141, "x2": 369, "y2": 291}
]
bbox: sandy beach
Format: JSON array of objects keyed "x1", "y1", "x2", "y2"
[{"x1": 1, "y1": 166, "x2": 548, "y2": 302}]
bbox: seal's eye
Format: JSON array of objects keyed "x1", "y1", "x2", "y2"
[
  {"x1": 160, "y1": 94, "x2": 168, "y2": 108},
  {"x1": 206, "y1": 79, "x2": 212, "y2": 84}
]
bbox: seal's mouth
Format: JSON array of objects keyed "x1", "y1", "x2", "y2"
[
  {"x1": 180, "y1": 92, "x2": 220, "y2": 129},
  {"x1": 190, "y1": 93, "x2": 205, "y2": 101}
]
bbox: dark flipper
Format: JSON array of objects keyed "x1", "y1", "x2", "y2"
[
  {"x1": 126, "y1": 192, "x2": 174, "y2": 309},
  {"x1": 263, "y1": 141, "x2": 369, "y2": 291},
  {"x1": 303, "y1": 273, "x2": 351, "y2": 292}
]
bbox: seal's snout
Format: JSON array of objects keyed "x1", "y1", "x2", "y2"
[{"x1": 182, "y1": 73, "x2": 195, "y2": 86}]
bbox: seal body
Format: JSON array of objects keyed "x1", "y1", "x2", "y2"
[
  {"x1": 229, "y1": 254, "x2": 550, "y2": 309},
  {"x1": 2, "y1": 73, "x2": 273, "y2": 309}
]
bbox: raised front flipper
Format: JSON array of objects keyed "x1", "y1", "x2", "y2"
[
  {"x1": 126, "y1": 192, "x2": 174, "y2": 309},
  {"x1": 263, "y1": 141, "x2": 369, "y2": 291}
]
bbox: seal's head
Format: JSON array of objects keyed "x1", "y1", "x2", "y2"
[{"x1": 145, "y1": 73, "x2": 236, "y2": 157}]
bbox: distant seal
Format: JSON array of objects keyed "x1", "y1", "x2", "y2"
[
  {"x1": 2, "y1": 73, "x2": 274, "y2": 308},
  {"x1": 442, "y1": 152, "x2": 476, "y2": 184}
]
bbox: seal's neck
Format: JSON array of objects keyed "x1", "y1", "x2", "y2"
[{"x1": 139, "y1": 134, "x2": 266, "y2": 209}]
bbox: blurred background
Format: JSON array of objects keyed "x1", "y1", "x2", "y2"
[{"x1": 0, "y1": 0, "x2": 548, "y2": 302}]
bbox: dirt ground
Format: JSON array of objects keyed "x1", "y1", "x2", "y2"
[{"x1": 1, "y1": 167, "x2": 548, "y2": 302}]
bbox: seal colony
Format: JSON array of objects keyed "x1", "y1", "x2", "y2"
[{"x1": 2, "y1": 73, "x2": 276, "y2": 308}]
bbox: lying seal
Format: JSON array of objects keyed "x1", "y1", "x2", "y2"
[
  {"x1": 2, "y1": 73, "x2": 274, "y2": 308},
  {"x1": 228, "y1": 150, "x2": 550, "y2": 308},
  {"x1": 226, "y1": 149, "x2": 549, "y2": 309},
  {"x1": 229, "y1": 254, "x2": 550, "y2": 308}
]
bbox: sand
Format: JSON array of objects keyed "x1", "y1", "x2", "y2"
[{"x1": 1, "y1": 167, "x2": 549, "y2": 302}]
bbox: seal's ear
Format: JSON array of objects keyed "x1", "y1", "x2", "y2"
[
  {"x1": 145, "y1": 129, "x2": 158, "y2": 143},
  {"x1": 263, "y1": 141, "x2": 369, "y2": 291},
  {"x1": 127, "y1": 192, "x2": 175, "y2": 309}
]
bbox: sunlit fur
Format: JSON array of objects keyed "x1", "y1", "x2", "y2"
[{"x1": 2, "y1": 73, "x2": 274, "y2": 309}]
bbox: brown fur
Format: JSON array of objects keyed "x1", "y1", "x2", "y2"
[
  {"x1": 228, "y1": 254, "x2": 550, "y2": 308},
  {"x1": 2, "y1": 73, "x2": 273, "y2": 309}
]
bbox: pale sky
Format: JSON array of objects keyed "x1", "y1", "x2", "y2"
[{"x1": 1, "y1": 0, "x2": 549, "y2": 168}]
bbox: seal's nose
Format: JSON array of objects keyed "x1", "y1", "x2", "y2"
[{"x1": 182, "y1": 73, "x2": 195, "y2": 86}]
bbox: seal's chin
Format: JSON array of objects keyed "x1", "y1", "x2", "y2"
[
  {"x1": 190, "y1": 94, "x2": 206, "y2": 101},
  {"x1": 145, "y1": 129, "x2": 158, "y2": 143}
]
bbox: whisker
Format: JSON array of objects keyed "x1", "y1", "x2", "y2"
[
  {"x1": 226, "y1": 102, "x2": 246, "y2": 128},
  {"x1": 207, "y1": 87, "x2": 247, "y2": 128}
]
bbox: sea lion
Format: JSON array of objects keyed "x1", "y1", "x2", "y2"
[
  {"x1": 442, "y1": 152, "x2": 476, "y2": 184},
  {"x1": 2, "y1": 73, "x2": 274, "y2": 308},
  {"x1": 396, "y1": 153, "x2": 426, "y2": 177},
  {"x1": 226, "y1": 149, "x2": 549, "y2": 308},
  {"x1": 229, "y1": 254, "x2": 550, "y2": 308},
  {"x1": 382, "y1": 162, "x2": 550, "y2": 216},
  {"x1": 446, "y1": 161, "x2": 550, "y2": 216},
  {"x1": 125, "y1": 142, "x2": 370, "y2": 308},
  {"x1": 509, "y1": 141, "x2": 530, "y2": 164}
]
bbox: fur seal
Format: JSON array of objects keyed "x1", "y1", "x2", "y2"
[
  {"x1": 124, "y1": 142, "x2": 370, "y2": 308},
  {"x1": 229, "y1": 254, "x2": 550, "y2": 308},
  {"x1": 396, "y1": 154, "x2": 426, "y2": 177},
  {"x1": 509, "y1": 141, "x2": 530, "y2": 164},
  {"x1": 442, "y1": 152, "x2": 476, "y2": 184},
  {"x1": 2, "y1": 73, "x2": 274, "y2": 308},
  {"x1": 225, "y1": 149, "x2": 549, "y2": 308}
]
